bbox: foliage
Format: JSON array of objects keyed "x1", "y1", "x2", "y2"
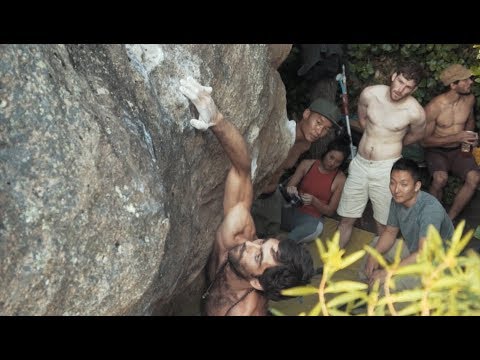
[
  {"x1": 471, "y1": 44, "x2": 480, "y2": 79},
  {"x1": 272, "y1": 221, "x2": 480, "y2": 316},
  {"x1": 278, "y1": 44, "x2": 319, "y2": 120},
  {"x1": 346, "y1": 44, "x2": 480, "y2": 129},
  {"x1": 279, "y1": 44, "x2": 480, "y2": 129}
]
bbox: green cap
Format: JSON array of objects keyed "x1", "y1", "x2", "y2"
[{"x1": 308, "y1": 97, "x2": 341, "y2": 129}]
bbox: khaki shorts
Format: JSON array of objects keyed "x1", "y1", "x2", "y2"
[
  {"x1": 337, "y1": 154, "x2": 400, "y2": 225},
  {"x1": 425, "y1": 146, "x2": 480, "y2": 181}
]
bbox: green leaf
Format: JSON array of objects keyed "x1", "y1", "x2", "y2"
[
  {"x1": 430, "y1": 277, "x2": 462, "y2": 290},
  {"x1": 315, "y1": 238, "x2": 326, "y2": 260},
  {"x1": 324, "y1": 281, "x2": 368, "y2": 294},
  {"x1": 396, "y1": 302, "x2": 423, "y2": 316},
  {"x1": 327, "y1": 291, "x2": 364, "y2": 308},
  {"x1": 377, "y1": 289, "x2": 424, "y2": 305},
  {"x1": 450, "y1": 220, "x2": 466, "y2": 245},
  {"x1": 281, "y1": 285, "x2": 318, "y2": 297},
  {"x1": 392, "y1": 240, "x2": 404, "y2": 264},
  {"x1": 308, "y1": 302, "x2": 322, "y2": 316},
  {"x1": 395, "y1": 263, "x2": 430, "y2": 276},
  {"x1": 328, "y1": 308, "x2": 350, "y2": 316},
  {"x1": 456, "y1": 229, "x2": 474, "y2": 254},
  {"x1": 364, "y1": 245, "x2": 388, "y2": 268},
  {"x1": 339, "y1": 250, "x2": 366, "y2": 270},
  {"x1": 392, "y1": 289, "x2": 425, "y2": 303},
  {"x1": 268, "y1": 307, "x2": 285, "y2": 316}
]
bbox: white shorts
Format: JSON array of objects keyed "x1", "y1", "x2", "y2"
[{"x1": 337, "y1": 154, "x2": 400, "y2": 225}]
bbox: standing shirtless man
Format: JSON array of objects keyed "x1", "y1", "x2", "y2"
[
  {"x1": 422, "y1": 64, "x2": 479, "y2": 221},
  {"x1": 336, "y1": 62, "x2": 426, "y2": 248},
  {"x1": 179, "y1": 77, "x2": 314, "y2": 316}
]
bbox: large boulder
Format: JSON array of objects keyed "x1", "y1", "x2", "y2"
[{"x1": 0, "y1": 44, "x2": 292, "y2": 315}]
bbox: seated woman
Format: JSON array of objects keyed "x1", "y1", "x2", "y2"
[{"x1": 283, "y1": 136, "x2": 349, "y2": 243}]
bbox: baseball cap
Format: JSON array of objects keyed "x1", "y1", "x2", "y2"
[
  {"x1": 439, "y1": 64, "x2": 473, "y2": 86},
  {"x1": 308, "y1": 97, "x2": 341, "y2": 129}
]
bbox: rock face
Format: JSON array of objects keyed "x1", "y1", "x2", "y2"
[{"x1": 0, "y1": 44, "x2": 292, "y2": 315}]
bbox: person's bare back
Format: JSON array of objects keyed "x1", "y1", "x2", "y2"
[{"x1": 358, "y1": 85, "x2": 425, "y2": 161}]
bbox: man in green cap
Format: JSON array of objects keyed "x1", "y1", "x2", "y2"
[
  {"x1": 336, "y1": 61, "x2": 426, "y2": 248},
  {"x1": 252, "y1": 97, "x2": 342, "y2": 238},
  {"x1": 422, "y1": 63, "x2": 479, "y2": 222}
]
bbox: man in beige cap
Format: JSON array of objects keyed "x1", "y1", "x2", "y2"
[{"x1": 422, "y1": 64, "x2": 479, "y2": 221}]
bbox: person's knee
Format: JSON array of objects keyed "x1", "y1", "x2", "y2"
[
  {"x1": 287, "y1": 225, "x2": 307, "y2": 242},
  {"x1": 465, "y1": 170, "x2": 480, "y2": 187},
  {"x1": 432, "y1": 172, "x2": 448, "y2": 188},
  {"x1": 289, "y1": 221, "x2": 322, "y2": 243},
  {"x1": 299, "y1": 221, "x2": 324, "y2": 243},
  {"x1": 317, "y1": 221, "x2": 324, "y2": 235}
]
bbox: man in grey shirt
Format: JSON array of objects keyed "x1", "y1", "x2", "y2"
[{"x1": 360, "y1": 158, "x2": 454, "y2": 292}]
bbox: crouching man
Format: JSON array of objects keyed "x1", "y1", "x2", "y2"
[{"x1": 360, "y1": 158, "x2": 453, "y2": 295}]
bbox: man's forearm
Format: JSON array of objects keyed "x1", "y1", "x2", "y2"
[
  {"x1": 399, "y1": 252, "x2": 418, "y2": 267},
  {"x1": 375, "y1": 231, "x2": 397, "y2": 254},
  {"x1": 211, "y1": 113, "x2": 251, "y2": 175},
  {"x1": 403, "y1": 131, "x2": 423, "y2": 146}
]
